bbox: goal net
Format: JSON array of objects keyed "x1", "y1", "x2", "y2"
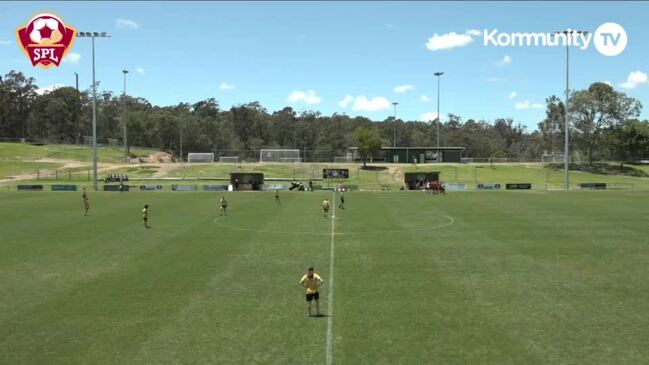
[
  {"x1": 259, "y1": 149, "x2": 301, "y2": 163},
  {"x1": 187, "y1": 153, "x2": 215, "y2": 163},
  {"x1": 219, "y1": 156, "x2": 240, "y2": 163}
]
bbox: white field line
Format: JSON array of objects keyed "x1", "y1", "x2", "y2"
[{"x1": 326, "y1": 191, "x2": 336, "y2": 365}]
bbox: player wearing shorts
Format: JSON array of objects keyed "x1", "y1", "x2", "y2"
[
  {"x1": 142, "y1": 204, "x2": 149, "y2": 228},
  {"x1": 82, "y1": 187, "x2": 90, "y2": 216},
  {"x1": 219, "y1": 196, "x2": 228, "y2": 216},
  {"x1": 299, "y1": 267, "x2": 323, "y2": 317},
  {"x1": 275, "y1": 189, "x2": 280, "y2": 205},
  {"x1": 322, "y1": 199, "x2": 330, "y2": 218}
]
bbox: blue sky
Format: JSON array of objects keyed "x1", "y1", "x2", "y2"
[{"x1": 1, "y1": 1, "x2": 648, "y2": 130}]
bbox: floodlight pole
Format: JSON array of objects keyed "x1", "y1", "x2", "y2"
[
  {"x1": 564, "y1": 39, "x2": 570, "y2": 191},
  {"x1": 392, "y1": 102, "x2": 398, "y2": 148},
  {"x1": 74, "y1": 73, "x2": 79, "y2": 145},
  {"x1": 122, "y1": 70, "x2": 129, "y2": 162},
  {"x1": 555, "y1": 30, "x2": 586, "y2": 191},
  {"x1": 434, "y1": 72, "x2": 444, "y2": 148},
  {"x1": 78, "y1": 31, "x2": 110, "y2": 191}
]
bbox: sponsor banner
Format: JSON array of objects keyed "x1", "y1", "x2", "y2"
[
  {"x1": 103, "y1": 184, "x2": 130, "y2": 191},
  {"x1": 17, "y1": 184, "x2": 43, "y2": 191},
  {"x1": 139, "y1": 185, "x2": 163, "y2": 191},
  {"x1": 203, "y1": 185, "x2": 229, "y2": 192},
  {"x1": 172, "y1": 185, "x2": 197, "y2": 191},
  {"x1": 579, "y1": 183, "x2": 606, "y2": 190},
  {"x1": 265, "y1": 184, "x2": 289, "y2": 191},
  {"x1": 476, "y1": 183, "x2": 501, "y2": 190},
  {"x1": 51, "y1": 184, "x2": 77, "y2": 191},
  {"x1": 506, "y1": 183, "x2": 532, "y2": 190},
  {"x1": 445, "y1": 183, "x2": 467, "y2": 191}
]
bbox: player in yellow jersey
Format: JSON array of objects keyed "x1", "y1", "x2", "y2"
[
  {"x1": 142, "y1": 204, "x2": 150, "y2": 228},
  {"x1": 82, "y1": 187, "x2": 90, "y2": 216},
  {"x1": 299, "y1": 267, "x2": 324, "y2": 317},
  {"x1": 322, "y1": 199, "x2": 330, "y2": 218}
]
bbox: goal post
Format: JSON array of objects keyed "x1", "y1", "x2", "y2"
[
  {"x1": 541, "y1": 153, "x2": 565, "y2": 164},
  {"x1": 187, "y1": 153, "x2": 215, "y2": 163},
  {"x1": 334, "y1": 153, "x2": 353, "y2": 163},
  {"x1": 259, "y1": 149, "x2": 301, "y2": 163}
]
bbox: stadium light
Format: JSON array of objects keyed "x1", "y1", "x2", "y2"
[
  {"x1": 122, "y1": 70, "x2": 129, "y2": 162},
  {"x1": 555, "y1": 30, "x2": 587, "y2": 191},
  {"x1": 434, "y1": 72, "x2": 444, "y2": 148},
  {"x1": 77, "y1": 31, "x2": 110, "y2": 191},
  {"x1": 392, "y1": 102, "x2": 398, "y2": 148},
  {"x1": 74, "y1": 73, "x2": 79, "y2": 145}
]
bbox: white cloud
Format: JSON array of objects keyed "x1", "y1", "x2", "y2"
[
  {"x1": 338, "y1": 95, "x2": 354, "y2": 108},
  {"x1": 36, "y1": 84, "x2": 65, "y2": 95},
  {"x1": 287, "y1": 89, "x2": 321, "y2": 105},
  {"x1": 394, "y1": 84, "x2": 414, "y2": 93},
  {"x1": 421, "y1": 94, "x2": 430, "y2": 102},
  {"x1": 515, "y1": 100, "x2": 544, "y2": 110},
  {"x1": 218, "y1": 82, "x2": 235, "y2": 91},
  {"x1": 116, "y1": 19, "x2": 139, "y2": 30},
  {"x1": 63, "y1": 52, "x2": 81, "y2": 64},
  {"x1": 0, "y1": 40, "x2": 10, "y2": 45},
  {"x1": 136, "y1": 67, "x2": 145, "y2": 74},
  {"x1": 352, "y1": 96, "x2": 390, "y2": 112},
  {"x1": 420, "y1": 112, "x2": 439, "y2": 122},
  {"x1": 604, "y1": 81, "x2": 613, "y2": 86},
  {"x1": 619, "y1": 71, "x2": 648, "y2": 89},
  {"x1": 496, "y1": 54, "x2": 512, "y2": 66},
  {"x1": 509, "y1": 91, "x2": 518, "y2": 100},
  {"x1": 426, "y1": 29, "x2": 478, "y2": 51}
]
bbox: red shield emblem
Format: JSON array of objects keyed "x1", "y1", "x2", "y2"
[{"x1": 16, "y1": 13, "x2": 77, "y2": 69}]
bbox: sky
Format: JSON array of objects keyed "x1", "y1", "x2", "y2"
[{"x1": 1, "y1": 1, "x2": 648, "y2": 130}]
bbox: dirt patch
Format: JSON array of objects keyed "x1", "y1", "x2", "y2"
[
  {"x1": 139, "y1": 152, "x2": 173, "y2": 163},
  {"x1": 152, "y1": 163, "x2": 183, "y2": 178},
  {"x1": 35, "y1": 158, "x2": 89, "y2": 169}
]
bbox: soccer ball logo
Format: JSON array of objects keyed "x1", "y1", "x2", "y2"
[
  {"x1": 16, "y1": 13, "x2": 77, "y2": 69},
  {"x1": 29, "y1": 17, "x2": 64, "y2": 45}
]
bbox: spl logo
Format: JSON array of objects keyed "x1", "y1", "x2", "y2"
[{"x1": 16, "y1": 13, "x2": 77, "y2": 68}]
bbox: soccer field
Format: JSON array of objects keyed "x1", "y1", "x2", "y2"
[{"x1": 1, "y1": 190, "x2": 648, "y2": 364}]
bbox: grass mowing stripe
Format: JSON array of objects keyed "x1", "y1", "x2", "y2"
[{"x1": 326, "y1": 191, "x2": 336, "y2": 365}]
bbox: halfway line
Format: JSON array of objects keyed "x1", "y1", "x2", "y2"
[{"x1": 326, "y1": 191, "x2": 336, "y2": 365}]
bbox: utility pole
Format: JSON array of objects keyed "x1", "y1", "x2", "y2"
[{"x1": 392, "y1": 102, "x2": 398, "y2": 148}]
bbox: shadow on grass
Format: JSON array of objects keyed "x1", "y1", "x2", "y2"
[
  {"x1": 545, "y1": 162, "x2": 649, "y2": 177},
  {"x1": 309, "y1": 313, "x2": 330, "y2": 318},
  {"x1": 359, "y1": 165, "x2": 388, "y2": 171}
]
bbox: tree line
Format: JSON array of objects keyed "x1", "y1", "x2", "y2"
[{"x1": 1, "y1": 70, "x2": 647, "y2": 163}]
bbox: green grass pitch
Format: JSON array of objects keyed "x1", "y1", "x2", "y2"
[{"x1": 1, "y1": 190, "x2": 648, "y2": 364}]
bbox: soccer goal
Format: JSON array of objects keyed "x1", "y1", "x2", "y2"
[
  {"x1": 259, "y1": 149, "x2": 301, "y2": 163},
  {"x1": 334, "y1": 153, "x2": 353, "y2": 163},
  {"x1": 541, "y1": 153, "x2": 565, "y2": 163},
  {"x1": 219, "y1": 156, "x2": 240, "y2": 163},
  {"x1": 187, "y1": 153, "x2": 215, "y2": 163}
]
